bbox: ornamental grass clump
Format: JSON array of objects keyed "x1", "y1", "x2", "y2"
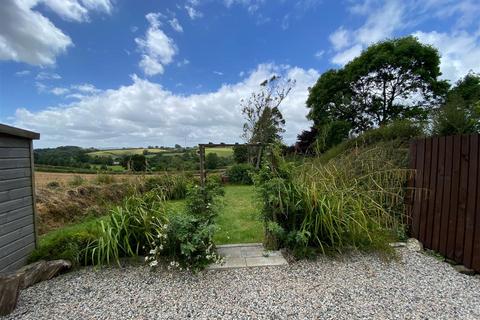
[{"x1": 256, "y1": 144, "x2": 411, "y2": 256}]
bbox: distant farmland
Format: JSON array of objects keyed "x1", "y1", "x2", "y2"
[
  {"x1": 88, "y1": 147, "x2": 234, "y2": 158},
  {"x1": 87, "y1": 148, "x2": 169, "y2": 157}
]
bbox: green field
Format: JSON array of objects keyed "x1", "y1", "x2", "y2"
[
  {"x1": 205, "y1": 147, "x2": 233, "y2": 157},
  {"x1": 88, "y1": 148, "x2": 169, "y2": 157}
]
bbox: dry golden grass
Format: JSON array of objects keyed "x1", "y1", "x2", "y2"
[{"x1": 35, "y1": 172, "x2": 146, "y2": 188}]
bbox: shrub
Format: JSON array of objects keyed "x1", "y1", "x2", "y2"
[
  {"x1": 95, "y1": 174, "x2": 117, "y2": 185},
  {"x1": 68, "y1": 176, "x2": 85, "y2": 187},
  {"x1": 29, "y1": 221, "x2": 99, "y2": 266},
  {"x1": 205, "y1": 153, "x2": 219, "y2": 169},
  {"x1": 144, "y1": 174, "x2": 188, "y2": 200},
  {"x1": 145, "y1": 181, "x2": 224, "y2": 271},
  {"x1": 227, "y1": 163, "x2": 255, "y2": 184},
  {"x1": 46, "y1": 181, "x2": 61, "y2": 189}
]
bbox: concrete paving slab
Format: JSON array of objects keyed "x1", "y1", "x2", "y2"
[
  {"x1": 245, "y1": 256, "x2": 288, "y2": 267},
  {"x1": 209, "y1": 243, "x2": 288, "y2": 270}
]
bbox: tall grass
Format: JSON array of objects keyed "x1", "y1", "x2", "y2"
[
  {"x1": 296, "y1": 146, "x2": 410, "y2": 252},
  {"x1": 256, "y1": 144, "x2": 412, "y2": 255},
  {"x1": 89, "y1": 190, "x2": 167, "y2": 266}
]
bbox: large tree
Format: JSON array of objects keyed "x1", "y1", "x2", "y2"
[
  {"x1": 241, "y1": 75, "x2": 295, "y2": 144},
  {"x1": 433, "y1": 73, "x2": 480, "y2": 135},
  {"x1": 307, "y1": 36, "x2": 449, "y2": 137}
]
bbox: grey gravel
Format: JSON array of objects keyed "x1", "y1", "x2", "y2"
[{"x1": 3, "y1": 248, "x2": 480, "y2": 320}]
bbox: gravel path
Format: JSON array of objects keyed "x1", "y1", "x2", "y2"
[{"x1": 3, "y1": 248, "x2": 480, "y2": 320}]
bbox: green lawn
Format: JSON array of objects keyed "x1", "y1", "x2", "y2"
[
  {"x1": 214, "y1": 185, "x2": 263, "y2": 244},
  {"x1": 165, "y1": 185, "x2": 263, "y2": 244}
]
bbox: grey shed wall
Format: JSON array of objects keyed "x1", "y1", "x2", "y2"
[{"x1": 0, "y1": 125, "x2": 39, "y2": 272}]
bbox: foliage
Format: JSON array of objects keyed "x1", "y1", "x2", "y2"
[
  {"x1": 46, "y1": 181, "x2": 61, "y2": 189},
  {"x1": 145, "y1": 181, "x2": 225, "y2": 271},
  {"x1": 232, "y1": 144, "x2": 249, "y2": 163},
  {"x1": 68, "y1": 176, "x2": 86, "y2": 187},
  {"x1": 144, "y1": 174, "x2": 188, "y2": 200},
  {"x1": 320, "y1": 119, "x2": 424, "y2": 164},
  {"x1": 89, "y1": 191, "x2": 168, "y2": 266},
  {"x1": 433, "y1": 73, "x2": 480, "y2": 135},
  {"x1": 227, "y1": 163, "x2": 255, "y2": 184},
  {"x1": 29, "y1": 220, "x2": 99, "y2": 266},
  {"x1": 94, "y1": 174, "x2": 117, "y2": 185},
  {"x1": 242, "y1": 75, "x2": 295, "y2": 143},
  {"x1": 121, "y1": 154, "x2": 147, "y2": 172},
  {"x1": 205, "y1": 152, "x2": 220, "y2": 169},
  {"x1": 255, "y1": 144, "x2": 410, "y2": 256},
  {"x1": 307, "y1": 36, "x2": 449, "y2": 139}
]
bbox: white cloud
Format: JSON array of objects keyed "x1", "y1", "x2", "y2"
[
  {"x1": 35, "y1": 82, "x2": 47, "y2": 92},
  {"x1": 12, "y1": 64, "x2": 319, "y2": 148},
  {"x1": 36, "y1": 71, "x2": 62, "y2": 80},
  {"x1": 177, "y1": 59, "x2": 190, "y2": 67},
  {"x1": 413, "y1": 30, "x2": 480, "y2": 82},
  {"x1": 328, "y1": 0, "x2": 480, "y2": 81},
  {"x1": 135, "y1": 13, "x2": 178, "y2": 76},
  {"x1": 71, "y1": 83, "x2": 101, "y2": 93},
  {"x1": 314, "y1": 50, "x2": 325, "y2": 59},
  {"x1": 169, "y1": 18, "x2": 183, "y2": 32},
  {"x1": 0, "y1": 0, "x2": 112, "y2": 66},
  {"x1": 185, "y1": 5, "x2": 202, "y2": 19},
  {"x1": 51, "y1": 87, "x2": 70, "y2": 95},
  {"x1": 213, "y1": 71, "x2": 224, "y2": 76},
  {"x1": 329, "y1": 26, "x2": 350, "y2": 51},
  {"x1": 331, "y1": 44, "x2": 362, "y2": 65},
  {"x1": 15, "y1": 70, "x2": 31, "y2": 76}
]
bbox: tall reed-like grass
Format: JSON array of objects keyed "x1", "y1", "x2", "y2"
[
  {"x1": 256, "y1": 144, "x2": 412, "y2": 254},
  {"x1": 89, "y1": 190, "x2": 167, "y2": 265}
]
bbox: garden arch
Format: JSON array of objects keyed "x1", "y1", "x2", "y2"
[{"x1": 198, "y1": 142, "x2": 265, "y2": 188}]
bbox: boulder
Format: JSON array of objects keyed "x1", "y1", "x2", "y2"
[
  {"x1": 406, "y1": 238, "x2": 423, "y2": 252},
  {"x1": 0, "y1": 273, "x2": 24, "y2": 316},
  {"x1": 18, "y1": 259, "x2": 72, "y2": 289},
  {"x1": 453, "y1": 264, "x2": 475, "y2": 276}
]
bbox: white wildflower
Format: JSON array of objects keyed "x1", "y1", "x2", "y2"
[{"x1": 149, "y1": 260, "x2": 158, "y2": 267}]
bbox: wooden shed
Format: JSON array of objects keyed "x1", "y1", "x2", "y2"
[{"x1": 0, "y1": 124, "x2": 40, "y2": 272}]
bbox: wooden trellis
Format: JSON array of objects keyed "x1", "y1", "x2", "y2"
[{"x1": 198, "y1": 143, "x2": 265, "y2": 188}]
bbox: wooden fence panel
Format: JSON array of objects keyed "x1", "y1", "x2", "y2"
[{"x1": 409, "y1": 134, "x2": 480, "y2": 271}]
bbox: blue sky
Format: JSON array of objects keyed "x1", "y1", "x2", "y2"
[{"x1": 0, "y1": 0, "x2": 479, "y2": 148}]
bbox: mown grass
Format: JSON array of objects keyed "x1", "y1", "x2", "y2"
[{"x1": 151, "y1": 185, "x2": 263, "y2": 244}]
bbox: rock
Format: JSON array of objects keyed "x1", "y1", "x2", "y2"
[
  {"x1": 406, "y1": 238, "x2": 423, "y2": 252},
  {"x1": 445, "y1": 258, "x2": 458, "y2": 266},
  {"x1": 18, "y1": 261, "x2": 47, "y2": 289},
  {"x1": 453, "y1": 265, "x2": 475, "y2": 276},
  {"x1": 18, "y1": 260, "x2": 72, "y2": 289},
  {"x1": 474, "y1": 274, "x2": 480, "y2": 280},
  {"x1": 389, "y1": 242, "x2": 407, "y2": 248},
  {"x1": 0, "y1": 273, "x2": 24, "y2": 316}
]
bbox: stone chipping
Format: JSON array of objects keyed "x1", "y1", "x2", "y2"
[{"x1": 3, "y1": 248, "x2": 480, "y2": 320}]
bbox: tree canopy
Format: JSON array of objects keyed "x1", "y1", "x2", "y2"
[
  {"x1": 241, "y1": 75, "x2": 295, "y2": 144},
  {"x1": 433, "y1": 73, "x2": 480, "y2": 135},
  {"x1": 306, "y1": 36, "x2": 449, "y2": 141}
]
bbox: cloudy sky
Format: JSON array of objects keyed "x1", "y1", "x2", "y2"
[{"x1": 0, "y1": 0, "x2": 479, "y2": 148}]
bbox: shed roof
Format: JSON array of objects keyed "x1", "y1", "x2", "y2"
[{"x1": 0, "y1": 123, "x2": 40, "y2": 140}]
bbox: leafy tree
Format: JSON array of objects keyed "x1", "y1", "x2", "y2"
[
  {"x1": 205, "y1": 152, "x2": 219, "y2": 170},
  {"x1": 232, "y1": 144, "x2": 249, "y2": 163},
  {"x1": 241, "y1": 75, "x2": 295, "y2": 144},
  {"x1": 433, "y1": 73, "x2": 480, "y2": 135},
  {"x1": 307, "y1": 36, "x2": 449, "y2": 139},
  {"x1": 122, "y1": 154, "x2": 147, "y2": 172},
  {"x1": 174, "y1": 144, "x2": 182, "y2": 149}
]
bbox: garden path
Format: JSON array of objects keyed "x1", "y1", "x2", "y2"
[{"x1": 209, "y1": 243, "x2": 288, "y2": 269}]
